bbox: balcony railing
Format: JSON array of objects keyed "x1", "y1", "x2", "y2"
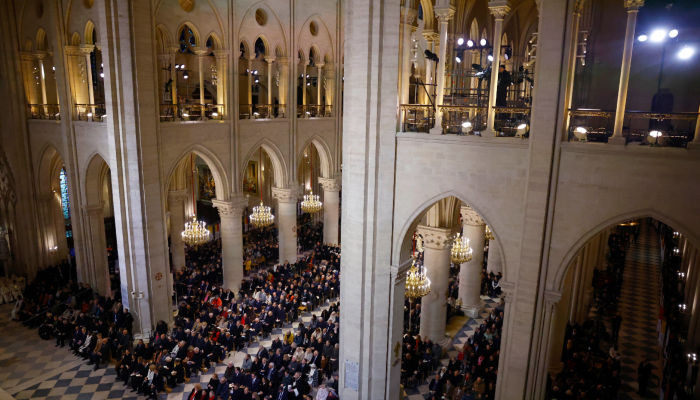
[
  {"x1": 297, "y1": 105, "x2": 332, "y2": 118},
  {"x1": 75, "y1": 104, "x2": 107, "y2": 122},
  {"x1": 239, "y1": 104, "x2": 286, "y2": 120},
  {"x1": 439, "y1": 105, "x2": 486, "y2": 135},
  {"x1": 492, "y1": 107, "x2": 532, "y2": 137},
  {"x1": 400, "y1": 104, "x2": 435, "y2": 133},
  {"x1": 568, "y1": 109, "x2": 699, "y2": 146},
  {"x1": 27, "y1": 104, "x2": 61, "y2": 120},
  {"x1": 159, "y1": 104, "x2": 226, "y2": 122}
]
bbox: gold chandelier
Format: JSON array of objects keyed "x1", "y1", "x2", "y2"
[
  {"x1": 182, "y1": 216, "x2": 211, "y2": 246},
  {"x1": 250, "y1": 201, "x2": 274, "y2": 228},
  {"x1": 485, "y1": 225, "x2": 495, "y2": 241},
  {"x1": 301, "y1": 191, "x2": 323, "y2": 214},
  {"x1": 300, "y1": 148, "x2": 323, "y2": 214},
  {"x1": 249, "y1": 147, "x2": 275, "y2": 228},
  {"x1": 405, "y1": 258, "x2": 431, "y2": 299},
  {"x1": 451, "y1": 233, "x2": 473, "y2": 264}
]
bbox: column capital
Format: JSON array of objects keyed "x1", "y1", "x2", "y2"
[
  {"x1": 434, "y1": 5, "x2": 456, "y2": 22},
  {"x1": 212, "y1": 198, "x2": 248, "y2": 219},
  {"x1": 264, "y1": 56, "x2": 276, "y2": 64},
  {"x1": 194, "y1": 48, "x2": 210, "y2": 57},
  {"x1": 488, "y1": 1, "x2": 511, "y2": 19},
  {"x1": 168, "y1": 47, "x2": 180, "y2": 56},
  {"x1": 543, "y1": 290, "x2": 562, "y2": 311},
  {"x1": 401, "y1": 7, "x2": 418, "y2": 25},
  {"x1": 20, "y1": 51, "x2": 35, "y2": 61},
  {"x1": 461, "y1": 205, "x2": 485, "y2": 227},
  {"x1": 79, "y1": 44, "x2": 95, "y2": 55},
  {"x1": 95, "y1": 42, "x2": 102, "y2": 52},
  {"x1": 318, "y1": 177, "x2": 341, "y2": 192},
  {"x1": 168, "y1": 189, "x2": 190, "y2": 203},
  {"x1": 391, "y1": 261, "x2": 413, "y2": 285},
  {"x1": 623, "y1": 0, "x2": 644, "y2": 10},
  {"x1": 423, "y1": 31, "x2": 439, "y2": 43},
  {"x1": 83, "y1": 203, "x2": 105, "y2": 216},
  {"x1": 416, "y1": 225, "x2": 459, "y2": 250},
  {"x1": 34, "y1": 51, "x2": 48, "y2": 60},
  {"x1": 272, "y1": 186, "x2": 301, "y2": 203},
  {"x1": 500, "y1": 280, "x2": 515, "y2": 303},
  {"x1": 574, "y1": 0, "x2": 586, "y2": 14},
  {"x1": 213, "y1": 50, "x2": 229, "y2": 60},
  {"x1": 63, "y1": 45, "x2": 81, "y2": 56},
  {"x1": 276, "y1": 57, "x2": 290, "y2": 65},
  {"x1": 316, "y1": 62, "x2": 325, "y2": 70}
]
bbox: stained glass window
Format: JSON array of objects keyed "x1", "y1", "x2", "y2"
[{"x1": 60, "y1": 167, "x2": 72, "y2": 238}]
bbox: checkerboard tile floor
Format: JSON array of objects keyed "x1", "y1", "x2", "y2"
[
  {"x1": 403, "y1": 296, "x2": 499, "y2": 400},
  {"x1": 588, "y1": 221, "x2": 663, "y2": 400}
]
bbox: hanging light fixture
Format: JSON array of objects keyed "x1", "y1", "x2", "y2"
[
  {"x1": 451, "y1": 233, "x2": 473, "y2": 264},
  {"x1": 300, "y1": 148, "x2": 323, "y2": 214},
  {"x1": 250, "y1": 147, "x2": 274, "y2": 228},
  {"x1": 182, "y1": 155, "x2": 211, "y2": 246},
  {"x1": 485, "y1": 225, "x2": 495, "y2": 241},
  {"x1": 405, "y1": 233, "x2": 430, "y2": 334}
]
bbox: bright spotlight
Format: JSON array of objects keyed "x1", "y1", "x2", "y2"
[
  {"x1": 650, "y1": 29, "x2": 667, "y2": 42},
  {"x1": 480, "y1": 39, "x2": 487, "y2": 46},
  {"x1": 211, "y1": 112, "x2": 218, "y2": 117},
  {"x1": 467, "y1": 40, "x2": 474, "y2": 47},
  {"x1": 575, "y1": 127, "x2": 587, "y2": 134},
  {"x1": 457, "y1": 38, "x2": 464, "y2": 46},
  {"x1": 87, "y1": 112, "x2": 93, "y2": 117},
  {"x1": 669, "y1": 29, "x2": 678, "y2": 38},
  {"x1": 455, "y1": 56, "x2": 461, "y2": 63},
  {"x1": 462, "y1": 122, "x2": 472, "y2": 128},
  {"x1": 175, "y1": 64, "x2": 181, "y2": 69},
  {"x1": 515, "y1": 123, "x2": 528, "y2": 138},
  {"x1": 517, "y1": 123, "x2": 528, "y2": 130},
  {"x1": 253, "y1": 70, "x2": 258, "y2": 74},
  {"x1": 183, "y1": 72, "x2": 189, "y2": 79},
  {"x1": 487, "y1": 55, "x2": 493, "y2": 62},
  {"x1": 678, "y1": 47, "x2": 694, "y2": 60},
  {"x1": 638, "y1": 35, "x2": 648, "y2": 42},
  {"x1": 100, "y1": 72, "x2": 104, "y2": 78},
  {"x1": 461, "y1": 121, "x2": 473, "y2": 134},
  {"x1": 649, "y1": 130, "x2": 662, "y2": 138}
]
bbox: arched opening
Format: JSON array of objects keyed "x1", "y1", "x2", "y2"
[
  {"x1": 297, "y1": 144, "x2": 323, "y2": 251},
  {"x1": 397, "y1": 196, "x2": 504, "y2": 399},
  {"x1": 173, "y1": 23, "x2": 214, "y2": 108},
  {"x1": 547, "y1": 218, "x2": 694, "y2": 400}
]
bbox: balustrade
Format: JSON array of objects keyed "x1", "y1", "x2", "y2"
[
  {"x1": 27, "y1": 104, "x2": 60, "y2": 120},
  {"x1": 75, "y1": 104, "x2": 107, "y2": 122}
]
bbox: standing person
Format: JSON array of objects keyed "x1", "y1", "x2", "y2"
[
  {"x1": 495, "y1": 65, "x2": 511, "y2": 107},
  {"x1": 637, "y1": 358, "x2": 653, "y2": 395},
  {"x1": 611, "y1": 312, "x2": 623, "y2": 342}
]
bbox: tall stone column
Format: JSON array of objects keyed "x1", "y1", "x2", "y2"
[
  {"x1": 272, "y1": 187, "x2": 300, "y2": 264},
  {"x1": 35, "y1": 52, "x2": 48, "y2": 105},
  {"x1": 247, "y1": 58, "x2": 254, "y2": 106},
  {"x1": 168, "y1": 190, "x2": 188, "y2": 272},
  {"x1": 316, "y1": 63, "x2": 325, "y2": 110},
  {"x1": 417, "y1": 225, "x2": 456, "y2": 348},
  {"x1": 318, "y1": 177, "x2": 341, "y2": 244},
  {"x1": 213, "y1": 197, "x2": 248, "y2": 293},
  {"x1": 264, "y1": 56, "x2": 275, "y2": 106},
  {"x1": 400, "y1": 7, "x2": 417, "y2": 106},
  {"x1": 484, "y1": 1, "x2": 511, "y2": 136},
  {"x1": 169, "y1": 47, "x2": 179, "y2": 105},
  {"x1": 564, "y1": 0, "x2": 586, "y2": 132},
  {"x1": 277, "y1": 57, "x2": 289, "y2": 117},
  {"x1": 80, "y1": 44, "x2": 96, "y2": 105},
  {"x1": 195, "y1": 49, "x2": 208, "y2": 118},
  {"x1": 487, "y1": 236, "x2": 503, "y2": 273},
  {"x1": 422, "y1": 32, "x2": 437, "y2": 100},
  {"x1": 429, "y1": 5, "x2": 455, "y2": 134},
  {"x1": 610, "y1": 0, "x2": 644, "y2": 144},
  {"x1": 213, "y1": 50, "x2": 228, "y2": 116},
  {"x1": 301, "y1": 62, "x2": 308, "y2": 106},
  {"x1": 83, "y1": 204, "x2": 110, "y2": 296},
  {"x1": 458, "y1": 206, "x2": 486, "y2": 318}
]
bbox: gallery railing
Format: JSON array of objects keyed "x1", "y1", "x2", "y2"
[
  {"x1": 27, "y1": 104, "x2": 61, "y2": 120},
  {"x1": 239, "y1": 104, "x2": 286, "y2": 119},
  {"x1": 297, "y1": 104, "x2": 333, "y2": 118},
  {"x1": 75, "y1": 104, "x2": 107, "y2": 122},
  {"x1": 400, "y1": 104, "x2": 435, "y2": 133}
]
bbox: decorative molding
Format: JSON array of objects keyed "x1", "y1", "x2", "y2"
[
  {"x1": 168, "y1": 189, "x2": 190, "y2": 204},
  {"x1": 416, "y1": 225, "x2": 458, "y2": 250},
  {"x1": 83, "y1": 203, "x2": 105, "y2": 216},
  {"x1": 318, "y1": 177, "x2": 341, "y2": 192},
  {"x1": 500, "y1": 281, "x2": 515, "y2": 304},
  {"x1": 461, "y1": 205, "x2": 485, "y2": 227},
  {"x1": 574, "y1": 0, "x2": 586, "y2": 14},
  {"x1": 34, "y1": 51, "x2": 48, "y2": 60},
  {"x1": 63, "y1": 46, "x2": 81, "y2": 56},
  {"x1": 79, "y1": 44, "x2": 95, "y2": 55},
  {"x1": 19, "y1": 52, "x2": 35, "y2": 61},
  {"x1": 213, "y1": 50, "x2": 229, "y2": 60},
  {"x1": 488, "y1": 2, "x2": 511, "y2": 20},
  {"x1": 423, "y1": 31, "x2": 439, "y2": 43},
  {"x1": 623, "y1": 0, "x2": 644, "y2": 9},
  {"x1": 392, "y1": 261, "x2": 413, "y2": 285},
  {"x1": 543, "y1": 290, "x2": 562, "y2": 312},
  {"x1": 401, "y1": 7, "x2": 418, "y2": 25},
  {"x1": 194, "y1": 48, "x2": 209, "y2": 57},
  {"x1": 272, "y1": 186, "x2": 301, "y2": 203},
  {"x1": 264, "y1": 56, "x2": 276, "y2": 63},
  {"x1": 433, "y1": 5, "x2": 456, "y2": 23},
  {"x1": 212, "y1": 198, "x2": 248, "y2": 219}
]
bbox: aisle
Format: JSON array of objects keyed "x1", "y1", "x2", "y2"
[{"x1": 605, "y1": 221, "x2": 663, "y2": 400}]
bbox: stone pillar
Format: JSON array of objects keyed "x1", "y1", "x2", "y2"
[
  {"x1": 563, "y1": 0, "x2": 586, "y2": 132},
  {"x1": 484, "y1": 1, "x2": 511, "y2": 136},
  {"x1": 532, "y1": 292, "x2": 561, "y2": 400},
  {"x1": 19, "y1": 52, "x2": 38, "y2": 105},
  {"x1": 610, "y1": 0, "x2": 644, "y2": 144},
  {"x1": 80, "y1": 44, "x2": 96, "y2": 105},
  {"x1": 169, "y1": 47, "x2": 179, "y2": 105},
  {"x1": 429, "y1": 5, "x2": 455, "y2": 134},
  {"x1": 247, "y1": 58, "x2": 254, "y2": 105},
  {"x1": 168, "y1": 190, "x2": 188, "y2": 273},
  {"x1": 488, "y1": 236, "x2": 503, "y2": 274},
  {"x1": 264, "y1": 57, "x2": 275, "y2": 106},
  {"x1": 550, "y1": 274, "x2": 573, "y2": 377},
  {"x1": 213, "y1": 197, "x2": 248, "y2": 293},
  {"x1": 458, "y1": 206, "x2": 486, "y2": 318},
  {"x1": 277, "y1": 57, "x2": 289, "y2": 117},
  {"x1": 35, "y1": 52, "x2": 48, "y2": 105},
  {"x1": 400, "y1": 7, "x2": 417, "y2": 106},
  {"x1": 214, "y1": 50, "x2": 228, "y2": 115},
  {"x1": 316, "y1": 63, "x2": 325, "y2": 110},
  {"x1": 272, "y1": 187, "x2": 300, "y2": 264},
  {"x1": 417, "y1": 225, "x2": 456, "y2": 348},
  {"x1": 423, "y1": 32, "x2": 437, "y2": 99},
  {"x1": 301, "y1": 63, "x2": 308, "y2": 106},
  {"x1": 319, "y1": 177, "x2": 341, "y2": 244},
  {"x1": 325, "y1": 63, "x2": 335, "y2": 109},
  {"x1": 195, "y1": 49, "x2": 208, "y2": 119},
  {"x1": 83, "y1": 204, "x2": 110, "y2": 296}
]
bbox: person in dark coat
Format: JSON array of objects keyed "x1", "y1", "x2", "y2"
[{"x1": 637, "y1": 358, "x2": 653, "y2": 395}]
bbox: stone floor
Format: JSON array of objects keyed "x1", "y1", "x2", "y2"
[
  {"x1": 403, "y1": 295, "x2": 499, "y2": 400},
  {"x1": 589, "y1": 221, "x2": 663, "y2": 400}
]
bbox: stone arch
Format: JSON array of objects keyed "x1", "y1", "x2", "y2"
[
  {"x1": 254, "y1": 35, "x2": 270, "y2": 59},
  {"x1": 323, "y1": 53, "x2": 331, "y2": 64},
  {"x1": 274, "y1": 45, "x2": 286, "y2": 58},
  {"x1": 37, "y1": 144, "x2": 64, "y2": 196},
  {"x1": 297, "y1": 48, "x2": 307, "y2": 65},
  {"x1": 84, "y1": 153, "x2": 110, "y2": 205},
  {"x1": 552, "y1": 208, "x2": 699, "y2": 293},
  {"x1": 84, "y1": 20, "x2": 96, "y2": 44},
  {"x1": 420, "y1": 0, "x2": 435, "y2": 32},
  {"x1": 393, "y1": 190, "x2": 506, "y2": 277},
  {"x1": 241, "y1": 139, "x2": 288, "y2": 190},
  {"x1": 36, "y1": 28, "x2": 48, "y2": 51},
  {"x1": 166, "y1": 144, "x2": 230, "y2": 202},
  {"x1": 297, "y1": 135, "x2": 333, "y2": 179},
  {"x1": 177, "y1": 22, "x2": 201, "y2": 47},
  {"x1": 239, "y1": 39, "x2": 251, "y2": 59},
  {"x1": 308, "y1": 45, "x2": 321, "y2": 66},
  {"x1": 206, "y1": 32, "x2": 223, "y2": 50},
  {"x1": 24, "y1": 39, "x2": 34, "y2": 53},
  {"x1": 469, "y1": 19, "x2": 479, "y2": 41},
  {"x1": 70, "y1": 32, "x2": 81, "y2": 46},
  {"x1": 155, "y1": 24, "x2": 172, "y2": 54},
  {"x1": 298, "y1": 14, "x2": 334, "y2": 62}
]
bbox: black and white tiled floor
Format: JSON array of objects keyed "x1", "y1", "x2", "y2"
[{"x1": 589, "y1": 221, "x2": 663, "y2": 400}]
